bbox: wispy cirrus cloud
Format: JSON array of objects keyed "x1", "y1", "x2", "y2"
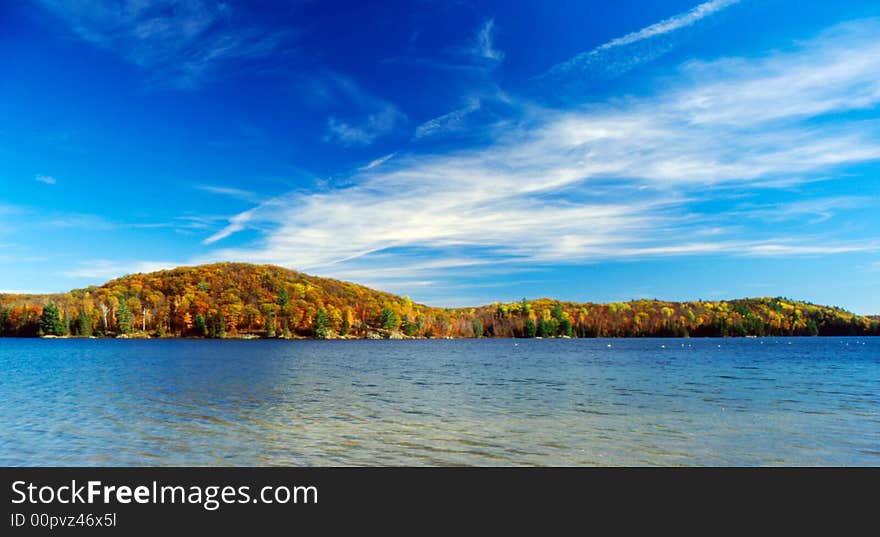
[
  {"x1": 199, "y1": 18, "x2": 880, "y2": 301},
  {"x1": 730, "y1": 196, "x2": 872, "y2": 224},
  {"x1": 197, "y1": 184, "x2": 262, "y2": 203},
  {"x1": 203, "y1": 207, "x2": 258, "y2": 245},
  {"x1": 35, "y1": 174, "x2": 56, "y2": 185},
  {"x1": 414, "y1": 97, "x2": 482, "y2": 140},
  {"x1": 325, "y1": 105, "x2": 405, "y2": 146},
  {"x1": 599, "y1": 0, "x2": 740, "y2": 50},
  {"x1": 360, "y1": 153, "x2": 397, "y2": 171},
  {"x1": 61, "y1": 260, "x2": 180, "y2": 280},
  {"x1": 38, "y1": 0, "x2": 292, "y2": 88},
  {"x1": 535, "y1": 0, "x2": 741, "y2": 96},
  {"x1": 311, "y1": 73, "x2": 407, "y2": 146},
  {"x1": 472, "y1": 18, "x2": 504, "y2": 62}
]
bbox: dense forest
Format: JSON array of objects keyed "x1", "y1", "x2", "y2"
[{"x1": 0, "y1": 262, "x2": 877, "y2": 339}]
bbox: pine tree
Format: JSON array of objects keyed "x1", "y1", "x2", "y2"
[
  {"x1": 76, "y1": 311, "x2": 93, "y2": 337},
  {"x1": 208, "y1": 312, "x2": 225, "y2": 338},
  {"x1": 340, "y1": 312, "x2": 350, "y2": 336},
  {"x1": 116, "y1": 299, "x2": 133, "y2": 334},
  {"x1": 276, "y1": 288, "x2": 290, "y2": 338},
  {"x1": 194, "y1": 313, "x2": 207, "y2": 337},
  {"x1": 40, "y1": 303, "x2": 64, "y2": 336},
  {"x1": 380, "y1": 306, "x2": 399, "y2": 331},
  {"x1": 559, "y1": 318, "x2": 573, "y2": 337},
  {"x1": 472, "y1": 319, "x2": 484, "y2": 338},
  {"x1": 523, "y1": 318, "x2": 537, "y2": 338},
  {"x1": 314, "y1": 308, "x2": 330, "y2": 339},
  {"x1": 538, "y1": 319, "x2": 558, "y2": 338}
]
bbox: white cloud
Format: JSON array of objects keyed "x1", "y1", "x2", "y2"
[
  {"x1": 314, "y1": 74, "x2": 407, "y2": 146},
  {"x1": 62, "y1": 260, "x2": 180, "y2": 280},
  {"x1": 361, "y1": 153, "x2": 398, "y2": 171},
  {"x1": 38, "y1": 0, "x2": 291, "y2": 88},
  {"x1": 601, "y1": 0, "x2": 740, "y2": 50},
  {"x1": 674, "y1": 24, "x2": 880, "y2": 127},
  {"x1": 197, "y1": 185, "x2": 261, "y2": 202},
  {"x1": 473, "y1": 18, "x2": 504, "y2": 62},
  {"x1": 325, "y1": 104, "x2": 405, "y2": 146},
  {"x1": 35, "y1": 174, "x2": 56, "y2": 185},
  {"x1": 731, "y1": 196, "x2": 871, "y2": 224},
  {"x1": 0, "y1": 290, "x2": 44, "y2": 295},
  {"x1": 536, "y1": 0, "x2": 740, "y2": 93},
  {"x1": 203, "y1": 208, "x2": 257, "y2": 245},
  {"x1": 200, "y1": 19, "x2": 880, "y2": 286},
  {"x1": 414, "y1": 98, "x2": 481, "y2": 140},
  {"x1": 742, "y1": 242, "x2": 879, "y2": 256}
]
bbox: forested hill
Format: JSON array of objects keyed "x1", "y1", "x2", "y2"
[{"x1": 0, "y1": 262, "x2": 877, "y2": 338}]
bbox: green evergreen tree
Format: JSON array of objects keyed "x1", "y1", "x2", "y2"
[
  {"x1": 472, "y1": 318, "x2": 484, "y2": 338},
  {"x1": 116, "y1": 299, "x2": 133, "y2": 334},
  {"x1": 402, "y1": 316, "x2": 420, "y2": 337},
  {"x1": 523, "y1": 318, "x2": 537, "y2": 338},
  {"x1": 559, "y1": 318, "x2": 573, "y2": 337},
  {"x1": 76, "y1": 310, "x2": 93, "y2": 337},
  {"x1": 40, "y1": 302, "x2": 64, "y2": 336},
  {"x1": 194, "y1": 313, "x2": 208, "y2": 337},
  {"x1": 267, "y1": 312, "x2": 276, "y2": 338},
  {"x1": 538, "y1": 318, "x2": 558, "y2": 338},
  {"x1": 381, "y1": 306, "x2": 399, "y2": 331},
  {"x1": 276, "y1": 288, "x2": 290, "y2": 337},
  {"x1": 314, "y1": 308, "x2": 330, "y2": 339},
  {"x1": 208, "y1": 312, "x2": 226, "y2": 338}
]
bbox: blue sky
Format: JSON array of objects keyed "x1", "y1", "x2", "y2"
[{"x1": 1, "y1": 0, "x2": 879, "y2": 313}]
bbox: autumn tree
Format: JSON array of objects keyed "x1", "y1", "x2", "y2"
[
  {"x1": 3, "y1": 262, "x2": 877, "y2": 340},
  {"x1": 402, "y1": 315, "x2": 420, "y2": 337},
  {"x1": 0, "y1": 307, "x2": 8, "y2": 336}
]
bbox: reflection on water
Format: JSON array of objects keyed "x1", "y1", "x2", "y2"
[{"x1": 1, "y1": 338, "x2": 878, "y2": 466}]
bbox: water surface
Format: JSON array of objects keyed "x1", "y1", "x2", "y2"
[{"x1": 1, "y1": 337, "x2": 877, "y2": 465}]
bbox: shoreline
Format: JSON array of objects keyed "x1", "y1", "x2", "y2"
[{"x1": 23, "y1": 333, "x2": 878, "y2": 341}]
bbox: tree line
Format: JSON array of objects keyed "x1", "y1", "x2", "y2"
[{"x1": 1, "y1": 263, "x2": 877, "y2": 339}]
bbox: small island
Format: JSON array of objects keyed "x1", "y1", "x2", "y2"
[{"x1": 1, "y1": 262, "x2": 877, "y2": 340}]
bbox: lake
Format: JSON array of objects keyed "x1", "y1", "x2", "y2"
[{"x1": 1, "y1": 337, "x2": 878, "y2": 466}]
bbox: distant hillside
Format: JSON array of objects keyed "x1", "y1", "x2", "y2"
[{"x1": 1, "y1": 262, "x2": 877, "y2": 338}]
